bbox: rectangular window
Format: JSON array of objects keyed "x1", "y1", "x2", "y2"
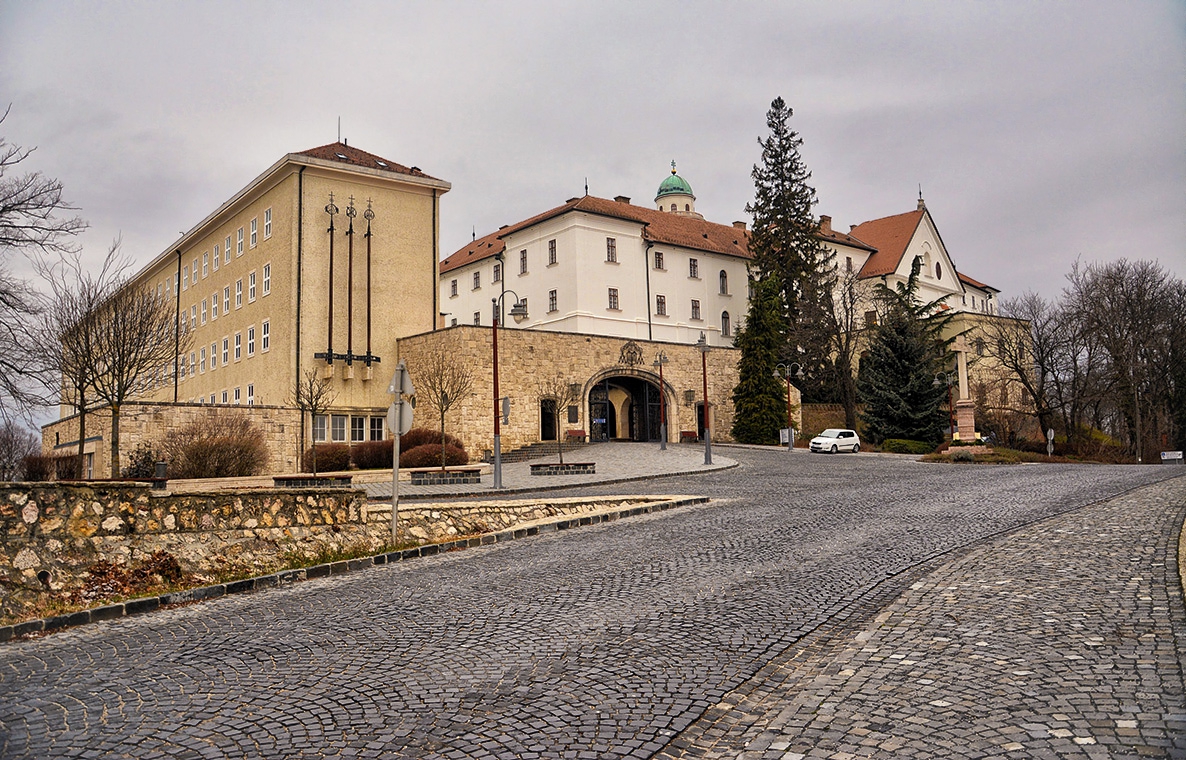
[
  {"x1": 313, "y1": 414, "x2": 326, "y2": 442},
  {"x1": 473, "y1": 271, "x2": 481, "y2": 290},
  {"x1": 864, "y1": 310, "x2": 878, "y2": 328},
  {"x1": 548, "y1": 289, "x2": 557, "y2": 312},
  {"x1": 351, "y1": 416, "x2": 365, "y2": 442},
  {"x1": 261, "y1": 320, "x2": 269, "y2": 351},
  {"x1": 193, "y1": 258, "x2": 199, "y2": 282},
  {"x1": 183, "y1": 265, "x2": 190, "y2": 290},
  {"x1": 210, "y1": 342, "x2": 217, "y2": 369},
  {"x1": 202, "y1": 253, "x2": 209, "y2": 278},
  {"x1": 211, "y1": 292, "x2": 219, "y2": 320},
  {"x1": 181, "y1": 311, "x2": 188, "y2": 334},
  {"x1": 190, "y1": 304, "x2": 197, "y2": 326},
  {"x1": 234, "y1": 332, "x2": 242, "y2": 361},
  {"x1": 223, "y1": 286, "x2": 230, "y2": 313},
  {"x1": 519, "y1": 249, "x2": 527, "y2": 274},
  {"x1": 250, "y1": 218, "x2": 258, "y2": 248},
  {"x1": 234, "y1": 387, "x2": 241, "y2": 405},
  {"x1": 262, "y1": 263, "x2": 270, "y2": 295},
  {"x1": 606, "y1": 237, "x2": 617, "y2": 262},
  {"x1": 189, "y1": 351, "x2": 196, "y2": 374},
  {"x1": 237, "y1": 227, "x2": 244, "y2": 255},
  {"x1": 493, "y1": 262, "x2": 501, "y2": 282},
  {"x1": 473, "y1": 311, "x2": 481, "y2": 325},
  {"x1": 200, "y1": 347, "x2": 207, "y2": 373},
  {"x1": 247, "y1": 326, "x2": 256, "y2": 357},
  {"x1": 370, "y1": 417, "x2": 384, "y2": 441},
  {"x1": 249, "y1": 271, "x2": 257, "y2": 302},
  {"x1": 608, "y1": 288, "x2": 619, "y2": 310},
  {"x1": 208, "y1": 394, "x2": 214, "y2": 404},
  {"x1": 450, "y1": 317, "x2": 457, "y2": 327},
  {"x1": 201, "y1": 299, "x2": 208, "y2": 325},
  {"x1": 689, "y1": 258, "x2": 699, "y2": 278},
  {"x1": 654, "y1": 250, "x2": 664, "y2": 270},
  {"x1": 235, "y1": 279, "x2": 243, "y2": 308},
  {"x1": 264, "y1": 208, "x2": 272, "y2": 239},
  {"x1": 331, "y1": 414, "x2": 346, "y2": 442},
  {"x1": 548, "y1": 239, "x2": 557, "y2": 265},
  {"x1": 213, "y1": 245, "x2": 220, "y2": 271},
  {"x1": 225, "y1": 236, "x2": 232, "y2": 264},
  {"x1": 180, "y1": 354, "x2": 187, "y2": 379},
  {"x1": 450, "y1": 279, "x2": 458, "y2": 297},
  {"x1": 691, "y1": 299, "x2": 701, "y2": 320},
  {"x1": 222, "y1": 338, "x2": 229, "y2": 365},
  {"x1": 846, "y1": 256, "x2": 853, "y2": 273},
  {"x1": 656, "y1": 295, "x2": 667, "y2": 316},
  {"x1": 221, "y1": 390, "x2": 228, "y2": 404},
  {"x1": 247, "y1": 384, "x2": 254, "y2": 405}
]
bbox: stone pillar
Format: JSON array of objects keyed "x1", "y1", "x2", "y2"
[{"x1": 953, "y1": 337, "x2": 977, "y2": 441}]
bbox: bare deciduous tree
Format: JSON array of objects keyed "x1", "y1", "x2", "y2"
[
  {"x1": 414, "y1": 345, "x2": 475, "y2": 469},
  {"x1": 535, "y1": 376, "x2": 581, "y2": 464},
  {"x1": 292, "y1": 368, "x2": 337, "y2": 476},
  {"x1": 0, "y1": 419, "x2": 38, "y2": 481}
]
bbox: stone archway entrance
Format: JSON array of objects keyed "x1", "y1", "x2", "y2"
[{"x1": 588, "y1": 375, "x2": 665, "y2": 442}]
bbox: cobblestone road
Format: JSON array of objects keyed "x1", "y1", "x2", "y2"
[{"x1": 1, "y1": 449, "x2": 1182, "y2": 759}]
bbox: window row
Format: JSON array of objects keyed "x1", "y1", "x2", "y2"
[
  {"x1": 191, "y1": 384, "x2": 255, "y2": 406},
  {"x1": 179, "y1": 208, "x2": 271, "y2": 292},
  {"x1": 180, "y1": 266, "x2": 271, "y2": 332},
  {"x1": 178, "y1": 321, "x2": 270, "y2": 378},
  {"x1": 312, "y1": 414, "x2": 387, "y2": 443}
]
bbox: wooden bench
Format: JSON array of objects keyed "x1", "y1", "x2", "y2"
[
  {"x1": 679, "y1": 430, "x2": 699, "y2": 444},
  {"x1": 565, "y1": 429, "x2": 587, "y2": 443}
]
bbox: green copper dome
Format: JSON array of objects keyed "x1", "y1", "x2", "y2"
[{"x1": 655, "y1": 161, "x2": 695, "y2": 200}]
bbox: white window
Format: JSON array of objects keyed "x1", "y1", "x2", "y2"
[
  {"x1": 264, "y1": 208, "x2": 272, "y2": 239},
  {"x1": 493, "y1": 262, "x2": 501, "y2": 282},
  {"x1": 370, "y1": 417, "x2": 385, "y2": 441},
  {"x1": 221, "y1": 390, "x2": 228, "y2": 404},
  {"x1": 210, "y1": 342, "x2": 217, "y2": 369},
  {"x1": 181, "y1": 311, "x2": 188, "y2": 334},
  {"x1": 691, "y1": 299, "x2": 701, "y2": 320},
  {"x1": 180, "y1": 354, "x2": 188, "y2": 379},
  {"x1": 222, "y1": 338, "x2": 229, "y2": 365},
  {"x1": 450, "y1": 279, "x2": 458, "y2": 297},
  {"x1": 608, "y1": 288, "x2": 619, "y2": 310},
  {"x1": 351, "y1": 416, "x2": 365, "y2": 443},
  {"x1": 247, "y1": 326, "x2": 256, "y2": 357},
  {"x1": 235, "y1": 279, "x2": 243, "y2": 308},
  {"x1": 548, "y1": 239, "x2": 557, "y2": 265},
  {"x1": 719, "y1": 270, "x2": 729, "y2": 295},
  {"x1": 548, "y1": 289, "x2": 557, "y2": 312},
  {"x1": 261, "y1": 320, "x2": 270, "y2": 351},
  {"x1": 234, "y1": 332, "x2": 242, "y2": 361},
  {"x1": 654, "y1": 250, "x2": 664, "y2": 270},
  {"x1": 519, "y1": 249, "x2": 527, "y2": 274},
  {"x1": 202, "y1": 253, "x2": 209, "y2": 278},
  {"x1": 473, "y1": 311, "x2": 481, "y2": 325},
  {"x1": 200, "y1": 347, "x2": 207, "y2": 373},
  {"x1": 473, "y1": 271, "x2": 480, "y2": 290},
  {"x1": 189, "y1": 351, "x2": 196, "y2": 374},
  {"x1": 211, "y1": 293, "x2": 219, "y2": 320},
  {"x1": 689, "y1": 258, "x2": 699, "y2": 278},
  {"x1": 722, "y1": 311, "x2": 731, "y2": 337},
  {"x1": 656, "y1": 295, "x2": 667, "y2": 316},
  {"x1": 236, "y1": 227, "x2": 244, "y2": 255},
  {"x1": 250, "y1": 218, "x2": 258, "y2": 248},
  {"x1": 247, "y1": 384, "x2": 254, "y2": 405},
  {"x1": 223, "y1": 286, "x2": 230, "y2": 313},
  {"x1": 249, "y1": 271, "x2": 257, "y2": 302},
  {"x1": 193, "y1": 258, "x2": 199, "y2": 282},
  {"x1": 234, "y1": 387, "x2": 241, "y2": 405},
  {"x1": 331, "y1": 414, "x2": 346, "y2": 442},
  {"x1": 190, "y1": 304, "x2": 197, "y2": 326},
  {"x1": 213, "y1": 245, "x2": 220, "y2": 271},
  {"x1": 262, "y1": 263, "x2": 270, "y2": 295},
  {"x1": 201, "y1": 299, "x2": 208, "y2": 325},
  {"x1": 183, "y1": 265, "x2": 189, "y2": 290},
  {"x1": 224, "y1": 235, "x2": 232, "y2": 264},
  {"x1": 313, "y1": 414, "x2": 327, "y2": 442},
  {"x1": 606, "y1": 238, "x2": 617, "y2": 263}
]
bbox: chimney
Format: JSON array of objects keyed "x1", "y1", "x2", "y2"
[
  {"x1": 819, "y1": 215, "x2": 832, "y2": 234},
  {"x1": 917, "y1": 197, "x2": 927, "y2": 211},
  {"x1": 614, "y1": 195, "x2": 631, "y2": 204},
  {"x1": 732, "y1": 220, "x2": 747, "y2": 230}
]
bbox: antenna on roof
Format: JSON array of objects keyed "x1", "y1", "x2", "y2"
[
  {"x1": 585, "y1": 177, "x2": 589, "y2": 195},
  {"x1": 918, "y1": 183, "x2": 922, "y2": 200},
  {"x1": 472, "y1": 226, "x2": 476, "y2": 242},
  {"x1": 337, "y1": 117, "x2": 341, "y2": 144}
]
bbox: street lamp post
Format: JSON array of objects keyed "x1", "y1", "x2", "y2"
[
  {"x1": 774, "y1": 362, "x2": 804, "y2": 451},
  {"x1": 653, "y1": 352, "x2": 668, "y2": 451},
  {"x1": 933, "y1": 371, "x2": 956, "y2": 439},
  {"x1": 696, "y1": 332, "x2": 712, "y2": 465},
  {"x1": 492, "y1": 291, "x2": 528, "y2": 489}
]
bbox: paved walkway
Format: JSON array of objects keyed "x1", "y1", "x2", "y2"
[{"x1": 658, "y1": 476, "x2": 1186, "y2": 759}]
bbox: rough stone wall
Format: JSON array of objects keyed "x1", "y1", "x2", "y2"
[
  {"x1": 801, "y1": 404, "x2": 864, "y2": 438},
  {"x1": 397, "y1": 325, "x2": 742, "y2": 454},
  {"x1": 42, "y1": 402, "x2": 303, "y2": 479}
]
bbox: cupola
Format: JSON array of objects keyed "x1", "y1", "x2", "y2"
[{"x1": 655, "y1": 161, "x2": 701, "y2": 218}]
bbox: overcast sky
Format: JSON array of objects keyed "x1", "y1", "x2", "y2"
[{"x1": 2, "y1": 1, "x2": 1183, "y2": 302}]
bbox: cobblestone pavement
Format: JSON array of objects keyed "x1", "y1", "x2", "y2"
[
  {"x1": 0, "y1": 449, "x2": 1183, "y2": 759},
  {"x1": 655, "y1": 475, "x2": 1186, "y2": 760}
]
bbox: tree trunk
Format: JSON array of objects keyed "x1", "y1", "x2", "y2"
[
  {"x1": 557, "y1": 410, "x2": 564, "y2": 464},
  {"x1": 440, "y1": 410, "x2": 446, "y2": 470},
  {"x1": 109, "y1": 403, "x2": 121, "y2": 478}
]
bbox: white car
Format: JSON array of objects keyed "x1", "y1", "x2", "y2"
[{"x1": 809, "y1": 429, "x2": 861, "y2": 454}]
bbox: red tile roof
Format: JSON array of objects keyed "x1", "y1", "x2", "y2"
[
  {"x1": 958, "y1": 271, "x2": 998, "y2": 292},
  {"x1": 294, "y1": 142, "x2": 441, "y2": 181},
  {"x1": 440, "y1": 196, "x2": 872, "y2": 274},
  {"x1": 849, "y1": 209, "x2": 926, "y2": 278}
]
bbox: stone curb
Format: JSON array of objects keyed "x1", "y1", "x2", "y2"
[
  {"x1": 375, "y1": 460, "x2": 739, "y2": 501},
  {"x1": 0, "y1": 496, "x2": 709, "y2": 644}
]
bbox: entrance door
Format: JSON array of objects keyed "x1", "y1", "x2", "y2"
[
  {"x1": 540, "y1": 399, "x2": 557, "y2": 441},
  {"x1": 590, "y1": 377, "x2": 664, "y2": 442}
]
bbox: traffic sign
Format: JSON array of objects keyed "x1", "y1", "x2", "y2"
[{"x1": 387, "y1": 400, "x2": 414, "y2": 436}]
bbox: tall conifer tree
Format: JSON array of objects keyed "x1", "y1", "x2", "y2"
[{"x1": 731, "y1": 275, "x2": 789, "y2": 444}]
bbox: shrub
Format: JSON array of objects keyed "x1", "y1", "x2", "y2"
[
  {"x1": 399, "y1": 443, "x2": 468, "y2": 469},
  {"x1": 950, "y1": 448, "x2": 975, "y2": 463},
  {"x1": 399, "y1": 427, "x2": 465, "y2": 451},
  {"x1": 23, "y1": 453, "x2": 59, "y2": 482},
  {"x1": 122, "y1": 441, "x2": 161, "y2": 479},
  {"x1": 160, "y1": 412, "x2": 270, "y2": 479},
  {"x1": 351, "y1": 440, "x2": 393, "y2": 470},
  {"x1": 880, "y1": 439, "x2": 937, "y2": 455},
  {"x1": 302, "y1": 443, "x2": 351, "y2": 473}
]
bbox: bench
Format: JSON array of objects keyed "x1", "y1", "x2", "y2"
[
  {"x1": 565, "y1": 429, "x2": 587, "y2": 443},
  {"x1": 679, "y1": 430, "x2": 699, "y2": 444}
]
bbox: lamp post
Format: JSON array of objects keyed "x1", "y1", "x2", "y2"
[
  {"x1": 933, "y1": 371, "x2": 956, "y2": 439},
  {"x1": 696, "y1": 332, "x2": 712, "y2": 465},
  {"x1": 774, "y1": 362, "x2": 804, "y2": 451},
  {"x1": 653, "y1": 352, "x2": 668, "y2": 450},
  {"x1": 492, "y1": 291, "x2": 528, "y2": 489}
]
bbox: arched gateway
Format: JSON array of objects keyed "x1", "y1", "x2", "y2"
[{"x1": 584, "y1": 368, "x2": 672, "y2": 442}]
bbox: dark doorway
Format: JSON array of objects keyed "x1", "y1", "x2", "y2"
[
  {"x1": 540, "y1": 399, "x2": 557, "y2": 441},
  {"x1": 588, "y1": 376, "x2": 664, "y2": 442}
]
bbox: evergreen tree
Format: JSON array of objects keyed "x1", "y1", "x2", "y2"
[
  {"x1": 858, "y1": 257, "x2": 954, "y2": 445},
  {"x1": 732, "y1": 275, "x2": 790, "y2": 444},
  {"x1": 745, "y1": 97, "x2": 837, "y2": 403}
]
